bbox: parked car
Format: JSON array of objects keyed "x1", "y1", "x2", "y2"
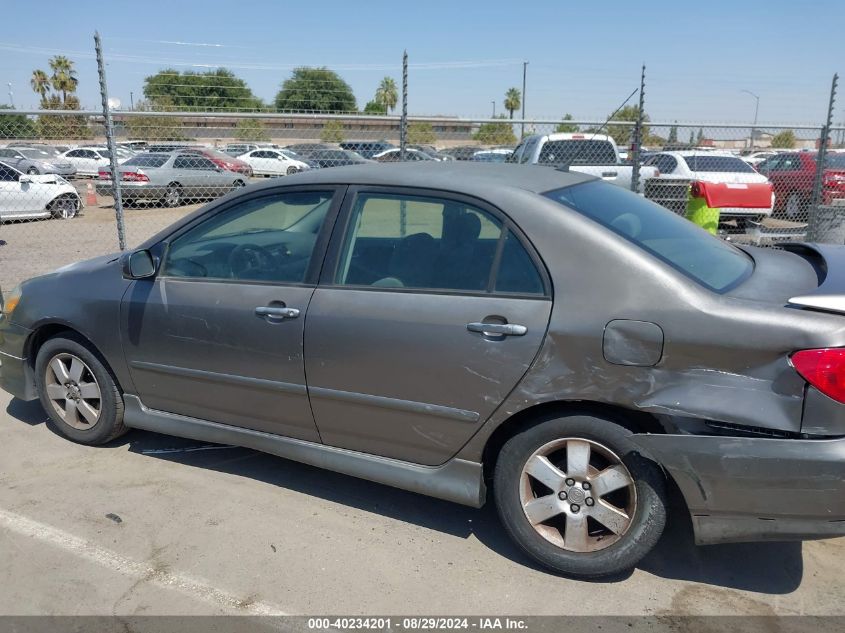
[
  {"x1": 0, "y1": 147, "x2": 76, "y2": 177},
  {"x1": 223, "y1": 143, "x2": 281, "y2": 157},
  {"x1": 508, "y1": 133, "x2": 659, "y2": 192},
  {"x1": 236, "y1": 148, "x2": 310, "y2": 176},
  {"x1": 60, "y1": 147, "x2": 124, "y2": 177},
  {"x1": 278, "y1": 148, "x2": 319, "y2": 169},
  {"x1": 439, "y1": 146, "x2": 484, "y2": 161},
  {"x1": 96, "y1": 152, "x2": 248, "y2": 207},
  {"x1": 741, "y1": 150, "x2": 779, "y2": 166},
  {"x1": 645, "y1": 151, "x2": 774, "y2": 229},
  {"x1": 371, "y1": 148, "x2": 434, "y2": 162},
  {"x1": 284, "y1": 143, "x2": 333, "y2": 158},
  {"x1": 471, "y1": 149, "x2": 513, "y2": 163},
  {"x1": 177, "y1": 148, "x2": 254, "y2": 178},
  {"x1": 5, "y1": 163, "x2": 845, "y2": 579},
  {"x1": 408, "y1": 144, "x2": 453, "y2": 161},
  {"x1": 308, "y1": 149, "x2": 369, "y2": 168},
  {"x1": 146, "y1": 143, "x2": 193, "y2": 153},
  {"x1": 755, "y1": 152, "x2": 845, "y2": 217},
  {"x1": 119, "y1": 140, "x2": 148, "y2": 152},
  {"x1": 340, "y1": 141, "x2": 395, "y2": 159},
  {"x1": 0, "y1": 160, "x2": 81, "y2": 221}
]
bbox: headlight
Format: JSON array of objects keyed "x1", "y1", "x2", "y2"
[{"x1": 1, "y1": 285, "x2": 22, "y2": 317}]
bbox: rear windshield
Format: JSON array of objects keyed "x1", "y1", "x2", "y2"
[
  {"x1": 538, "y1": 140, "x2": 617, "y2": 165},
  {"x1": 827, "y1": 154, "x2": 845, "y2": 169},
  {"x1": 123, "y1": 154, "x2": 169, "y2": 168},
  {"x1": 544, "y1": 181, "x2": 753, "y2": 293},
  {"x1": 683, "y1": 156, "x2": 755, "y2": 173}
]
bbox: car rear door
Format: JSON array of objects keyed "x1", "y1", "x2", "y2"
[
  {"x1": 304, "y1": 187, "x2": 553, "y2": 466},
  {"x1": 121, "y1": 187, "x2": 344, "y2": 441}
]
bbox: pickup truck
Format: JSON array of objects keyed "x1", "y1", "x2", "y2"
[{"x1": 507, "y1": 133, "x2": 659, "y2": 192}]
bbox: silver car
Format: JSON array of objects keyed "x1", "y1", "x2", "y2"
[
  {"x1": 96, "y1": 151, "x2": 249, "y2": 207},
  {"x1": 0, "y1": 146, "x2": 76, "y2": 177}
]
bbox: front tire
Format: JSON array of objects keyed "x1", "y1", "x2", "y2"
[
  {"x1": 49, "y1": 194, "x2": 80, "y2": 219},
  {"x1": 35, "y1": 335, "x2": 127, "y2": 445},
  {"x1": 286, "y1": 166, "x2": 298, "y2": 175},
  {"x1": 493, "y1": 414, "x2": 666, "y2": 578},
  {"x1": 27, "y1": 166, "x2": 39, "y2": 175}
]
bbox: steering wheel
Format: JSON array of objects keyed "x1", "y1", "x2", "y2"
[{"x1": 228, "y1": 243, "x2": 274, "y2": 278}]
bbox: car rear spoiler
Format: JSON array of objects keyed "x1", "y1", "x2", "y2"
[{"x1": 784, "y1": 242, "x2": 845, "y2": 314}]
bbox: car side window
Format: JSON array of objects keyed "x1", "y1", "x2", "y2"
[
  {"x1": 0, "y1": 149, "x2": 14, "y2": 158},
  {"x1": 0, "y1": 164, "x2": 18, "y2": 181},
  {"x1": 337, "y1": 193, "x2": 509, "y2": 293},
  {"x1": 162, "y1": 191, "x2": 335, "y2": 283},
  {"x1": 495, "y1": 230, "x2": 545, "y2": 295},
  {"x1": 654, "y1": 154, "x2": 678, "y2": 173}
]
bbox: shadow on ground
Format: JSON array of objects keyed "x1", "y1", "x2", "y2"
[{"x1": 6, "y1": 396, "x2": 804, "y2": 593}]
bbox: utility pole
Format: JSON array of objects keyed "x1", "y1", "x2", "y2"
[
  {"x1": 130, "y1": 91, "x2": 134, "y2": 111},
  {"x1": 7, "y1": 83, "x2": 13, "y2": 109},
  {"x1": 521, "y1": 61, "x2": 528, "y2": 139},
  {"x1": 491, "y1": 100, "x2": 496, "y2": 117},
  {"x1": 741, "y1": 89, "x2": 760, "y2": 150},
  {"x1": 400, "y1": 50, "x2": 408, "y2": 161}
]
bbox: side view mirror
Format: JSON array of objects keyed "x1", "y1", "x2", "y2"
[
  {"x1": 18, "y1": 175, "x2": 33, "y2": 183},
  {"x1": 121, "y1": 249, "x2": 157, "y2": 280}
]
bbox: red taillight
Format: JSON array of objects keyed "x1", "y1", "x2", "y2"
[
  {"x1": 121, "y1": 172, "x2": 149, "y2": 182},
  {"x1": 791, "y1": 348, "x2": 845, "y2": 403},
  {"x1": 97, "y1": 170, "x2": 109, "y2": 179}
]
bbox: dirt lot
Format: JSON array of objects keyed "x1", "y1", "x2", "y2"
[{"x1": 1, "y1": 390, "x2": 845, "y2": 618}]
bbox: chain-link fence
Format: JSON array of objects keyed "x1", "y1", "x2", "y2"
[{"x1": 1, "y1": 35, "x2": 842, "y2": 296}]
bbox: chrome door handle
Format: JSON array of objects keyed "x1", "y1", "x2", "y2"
[
  {"x1": 255, "y1": 306, "x2": 300, "y2": 319},
  {"x1": 467, "y1": 322, "x2": 527, "y2": 336}
]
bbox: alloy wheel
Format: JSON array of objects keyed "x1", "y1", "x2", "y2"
[
  {"x1": 53, "y1": 196, "x2": 78, "y2": 219},
  {"x1": 519, "y1": 437, "x2": 636, "y2": 552},
  {"x1": 44, "y1": 353, "x2": 102, "y2": 430}
]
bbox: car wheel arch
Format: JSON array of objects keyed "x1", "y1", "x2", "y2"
[{"x1": 480, "y1": 400, "x2": 666, "y2": 482}]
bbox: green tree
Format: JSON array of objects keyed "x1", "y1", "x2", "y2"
[
  {"x1": 49, "y1": 56, "x2": 78, "y2": 104},
  {"x1": 29, "y1": 56, "x2": 86, "y2": 138},
  {"x1": 504, "y1": 88, "x2": 521, "y2": 119},
  {"x1": 605, "y1": 106, "x2": 649, "y2": 147},
  {"x1": 473, "y1": 115, "x2": 516, "y2": 145},
  {"x1": 143, "y1": 68, "x2": 262, "y2": 111},
  {"x1": 554, "y1": 113, "x2": 578, "y2": 133},
  {"x1": 363, "y1": 100, "x2": 386, "y2": 114},
  {"x1": 696, "y1": 128, "x2": 705, "y2": 144},
  {"x1": 688, "y1": 130, "x2": 695, "y2": 145},
  {"x1": 667, "y1": 125, "x2": 678, "y2": 143},
  {"x1": 275, "y1": 67, "x2": 357, "y2": 113},
  {"x1": 320, "y1": 119, "x2": 345, "y2": 142},
  {"x1": 235, "y1": 118, "x2": 270, "y2": 141},
  {"x1": 30, "y1": 69, "x2": 50, "y2": 101},
  {"x1": 123, "y1": 100, "x2": 185, "y2": 141},
  {"x1": 375, "y1": 77, "x2": 398, "y2": 113},
  {"x1": 771, "y1": 129, "x2": 796, "y2": 149},
  {"x1": 0, "y1": 105, "x2": 37, "y2": 139},
  {"x1": 408, "y1": 121, "x2": 436, "y2": 145}
]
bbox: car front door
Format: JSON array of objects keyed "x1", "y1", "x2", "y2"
[
  {"x1": 304, "y1": 188, "x2": 553, "y2": 466},
  {"x1": 0, "y1": 163, "x2": 41, "y2": 215},
  {"x1": 121, "y1": 187, "x2": 343, "y2": 441}
]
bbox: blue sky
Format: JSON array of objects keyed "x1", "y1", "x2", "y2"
[{"x1": 1, "y1": 0, "x2": 843, "y2": 124}]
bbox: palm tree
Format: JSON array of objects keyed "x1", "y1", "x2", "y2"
[
  {"x1": 49, "y1": 56, "x2": 78, "y2": 105},
  {"x1": 30, "y1": 69, "x2": 50, "y2": 101},
  {"x1": 375, "y1": 77, "x2": 398, "y2": 113},
  {"x1": 504, "y1": 88, "x2": 521, "y2": 119}
]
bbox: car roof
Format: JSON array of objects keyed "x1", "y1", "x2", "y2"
[
  {"x1": 247, "y1": 162, "x2": 593, "y2": 196},
  {"x1": 670, "y1": 151, "x2": 743, "y2": 157}
]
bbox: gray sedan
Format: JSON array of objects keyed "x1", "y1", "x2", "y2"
[
  {"x1": 0, "y1": 146, "x2": 76, "y2": 177},
  {"x1": 3, "y1": 163, "x2": 845, "y2": 579},
  {"x1": 96, "y1": 151, "x2": 249, "y2": 207}
]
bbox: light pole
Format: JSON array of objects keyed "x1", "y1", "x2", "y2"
[
  {"x1": 521, "y1": 61, "x2": 528, "y2": 139},
  {"x1": 7, "y1": 83, "x2": 13, "y2": 109},
  {"x1": 741, "y1": 89, "x2": 759, "y2": 150},
  {"x1": 130, "y1": 91, "x2": 134, "y2": 111},
  {"x1": 491, "y1": 100, "x2": 496, "y2": 117}
]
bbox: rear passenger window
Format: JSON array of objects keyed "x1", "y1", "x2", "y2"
[
  {"x1": 495, "y1": 231, "x2": 545, "y2": 295},
  {"x1": 336, "y1": 193, "x2": 547, "y2": 296}
]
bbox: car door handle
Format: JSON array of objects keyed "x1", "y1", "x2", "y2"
[
  {"x1": 467, "y1": 322, "x2": 527, "y2": 336},
  {"x1": 255, "y1": 306, "x2": 300, "y2": 319}
]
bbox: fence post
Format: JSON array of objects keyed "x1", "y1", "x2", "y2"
[
  {"x1": 808, "y1": 73, "x2": 838, "y2": 241},
  {"x1": 630, "y1": 64, "x2": 646, "y2": 193},
  {"x1": 94, "y1": 31, "x2": 126, "y2": 251},
  {"x1": 400, "y1": 50, "x2": 408, "y2": 162}
]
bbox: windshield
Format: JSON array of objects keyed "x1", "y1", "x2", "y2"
[
  {"x1": 538, "y1": 140, "x2": 617, "y2": 165},
  {"x1": 683, "y1": 156, "x2": 755, "y2": 173},
  {"x1": 123, "y1": 154, "x2": 169, "y2": 168},
  {"x1": 544, "y1": 181, "x2": 754, "y2": 293},
  {"x1": 827, "y1": 154, "x2": 845, "y2": 169},
  {"x1": 19, "y1": 148, "x2": 53, "y2": 159}
]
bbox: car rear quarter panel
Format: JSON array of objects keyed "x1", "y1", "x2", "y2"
[{"x1": 455, "y1": 190, "x2": 845, "y2": 462}]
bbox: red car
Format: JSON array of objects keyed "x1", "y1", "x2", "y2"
[
  {"x1": 179, "y1": 148, "x2": 253, "y2": 178},
  {"x1": 756, "y1": 151, "x2": 845, "y2": 217}
]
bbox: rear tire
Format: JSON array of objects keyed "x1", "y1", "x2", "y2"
[
  {"x1": 286, "y1": 166, "x2": 298, "y2": 175},
  {"x1": 163, "y1": 184, "x2": 182, "y2": 208},
  {"x1": 34, "y1": 335, "x2": 127, "y2": 445},
  {"x1": 27, "y1": 167, "x2": 39, "y2": 175},
  {"x1": 493, "y1": 414, "x2": 666, "y2": 578}
]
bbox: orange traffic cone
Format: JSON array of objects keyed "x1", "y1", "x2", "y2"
[{"x1": 86, "y1": 182, "x2": 97, "y2": 207}]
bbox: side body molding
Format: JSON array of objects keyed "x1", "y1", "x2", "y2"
[{"x1": 123, "y1": 395, "x2": 486, "y2": 508}]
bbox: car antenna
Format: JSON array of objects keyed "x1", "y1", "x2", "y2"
[{"x1": 563, "y1": 87, "x2": 639, "y2": 170}]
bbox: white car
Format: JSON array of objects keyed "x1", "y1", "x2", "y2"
[
  {"x1": 60, "y1": 147, "x2": 131, "y2": 177},
  {"x1": 0, "y1": 160, "x2": 82, "y2": 221},
  {"x1": 236, "y1": 148, "x2": 310, "y2": 176},
  {"x1": 741, "y1": 151, "x2": 779, "y2": 166}
]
